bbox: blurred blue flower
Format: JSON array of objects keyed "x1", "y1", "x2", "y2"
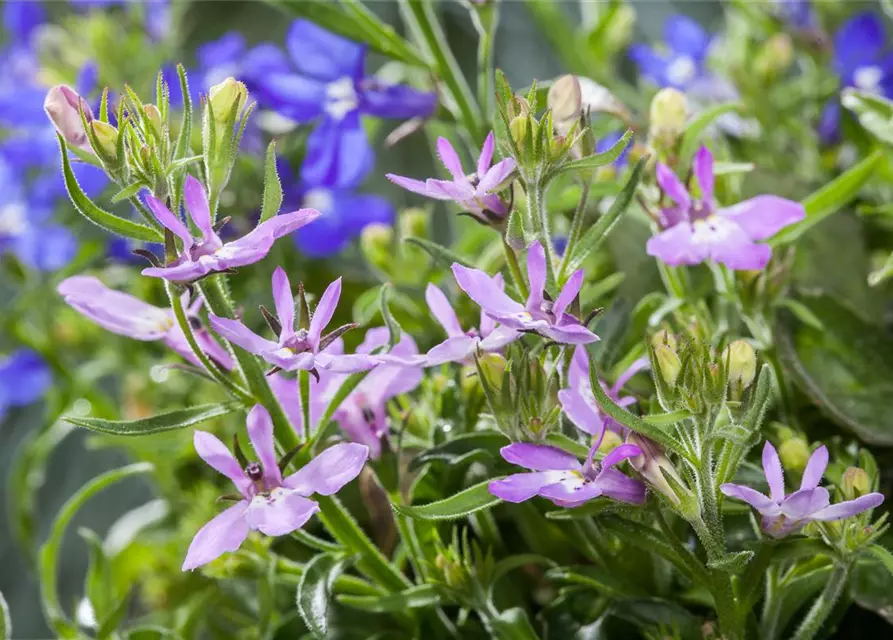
[
  {"x1": 629, "y1": 15, "x2": 712, "y2": 91},
  {"x1": 596, "y1": 131, "x2": 631, "y2": 167},
  {"x1": 252, "y1": 20, "x2": 436, "y2": 188},
  {"x1": 820, "y1": 12, "x2": 893, "y2": 143},
  {"x1": 2, "y1": 0, "x2": 46, "y2": 44},
  {"x1": 279, "y1": 158, "x2": 394, "y2": 257},
  {"x1": 773, "y1": 0, "x2": 814, "y2": 29},
  {"x1": 0, "y1": 349, "x2": 52, "y2": 421}
]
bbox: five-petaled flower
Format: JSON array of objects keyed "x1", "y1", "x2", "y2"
[
  {"x1": 488, "y1": 433, "x2": 645, "y2": 507},
  {"x1": 720, "y1": 441, "x2": 884, "y2": 539},
  {"x1": 141, "y1": 175, "x2": 320, "y2": 282},
  {"x1": 451, "y1": 241, "x2": 598, "y2": 345},
  {"x1": 646, "y1": 146, "x2": 804, "y2": 270},
  {"x1": 629, "y1": 14, "x2": 711, "y2": 91},
  {"x1": 423, "y1": 280, "x2": 519, "y2": 367},
  {"x1": 386, "y1": 132, "x2": 515, "y2": 224},
  {"x1": 209, "y1": 266, "x2": 375, "y2": 373},
  {"x1": 183, "y1": 404, "x2": 368, "y2": 570}
]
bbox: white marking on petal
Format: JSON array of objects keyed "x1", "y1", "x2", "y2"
[
  {"x1": 325, "y1": 76, "x2": 359, "y2": 121},
  {"x1": 853, "y1": 65, "x2": 884, "y2": 94},
  {"x1": 666, "y1": 55, "x2": 697, "y2": 87}
]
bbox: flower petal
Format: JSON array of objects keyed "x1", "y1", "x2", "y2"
[
  {"x1": 552, "y1": 269, "x2": 583, "y2": 319},
  {"x1": 692, "y1": 146, "x2": 714, "y2": 202},
  {"x1": 538, "y1": 475, "x2": 601, "y2": 507},
  {"x1": 220, "y1": 208, "x2": 321, "y2": 269},
  {"x1": 362, "y1": 83, "x2": 436, "y2": 119},
  {"x1": 664, "y1": 14, "x2": 711, "y2": 60},
  {"x1": 247, "y1": 405, "x2": 283, "y2": 488},
  {"x1": 810, "y1": 493, "x2": 885, "y2": 521},
  {"x1": 309, "y1": 277, "x2": 341, "y2": 347},
  {"x1": 436, "y1": 136, "x2": 465, "y2": 181},
  {"x1": 141, "y1": 261, "x2": 212, "y2": 283},
  {"x1": 646, "y1": 223, "x2": 708, "y2": 266},
  {"x1": 271, "y1": 266, "x2": 295, "y2": 340},
  {"x1": 540, "y1": 322, "x2": 599, "y2": 345},
  {"x1": 719, "y1": 196, "x2": 805, "y2": 242},
  {"x1": 800, "y1": 445, "x2": 828, "y2": 491},
  {"x1": 478, "y1": 325, "x2": 520, "y2": 352},
  {"x1": 601, "y1": 443, "x2": 643, "y2": 468},
  {"x1": 762, "y1": 441, "x2": 786, "y2": 502},
  {"x1": 209, "y1": 314, "x2": 278, "y2": 354},
  {"x1": 780, "y1": 487, "x2": 830, "y2": 520},
  {"x1": 452, "y1": 263, "x2": 524, "y2": 317},
  {"x1": 181, "y1": 500, "x2": 250, "y2": 570},
  {"x1": 145, "y1": 194, "x2": 192, "y2": 245},
  {"x1": 426, "y1": 283, "x2": 463, "y2": 337},
  {"x1": 558, "y1": 388, "x2": 603, "y2": 436},
  {"x1": 314, "y1": 351, "x2": 378, "y2": 373},
  {"x1": 525, "y1": 241, "x2": 547, "y2": 311},
  {"x1": 254, "y1": 72, "x2": 325, "y2": 122},
  {"x1": 425, "y1": 336, "x2": 475, "y2": 366},
  {"x1": 193, "y1": 430, "x2": 251, "y2": 496},
  {"x1": 477, "y1": 131, "x2": 495, "y2": 177},
  {"x1": 286, "y1": 19, "x2": 364, "y2": 81},
  {"x1": 246, "y1": 490, "x2": 319, "y2": 536},
  {"x1": 833, "y1": 12, "x2": 886, "y2": 77},
  {"x1": 184, "y1": 175, "x2": 215, "y2": 241},
  {"x1": 656, "y1": 163, "x2": 691, "y2": 210},
  {"x1": 596, "y1": 468, "x2": 647, "y2": 504},
  {"x1": 720, "y1": 483, "x2": 777, "y2": 513},
  {"x1": 500, "y1": 443, "x2": 581, "y2": 472},
  {"x1": 698, "y1": 217, "x2": 772, "y2": 271},
  {"x1": 477, "y1": 157, "x2": 515, "y2": 194},
  {"x1": 283, "y1": 442, "x2": 369, "y2": 496},
  {"x1": 488, "y1": 471, "x2": 572, "y2": 503},
  {"x1": 386, "y1": 173, "x2": 453, "y2": 200}
]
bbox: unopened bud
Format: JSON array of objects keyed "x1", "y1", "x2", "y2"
[
  {"x1": 399, "y1": 209, "x2": 428, "y2": 239},
  {"x1": 89, "y1": 121, "x2": 118, "y2": 158},
  {"x1": 360, "y1": 223, "x2": 394, "y2": 272},
  {"x1": 597, "y1": 430, "x2": 623, "y2": 455},
  {"x1": 627, "y1": 433, "x2": 688, "y2": 504},
  {"x1": 755, "y1": 34, "x2": 794, "y2": 79},
  {"x1": 478, "y1": 353, "x2": 506, "y2": 391},
  {"x1": 44, "y1": 85, "x2": 94, "y2": 152},
  {"x1": 548, "y1": 75, "x2": 582, "y2": 124},
  {"x1": 208, "y1": 77, "x2": 247, "y2": 124},
  {"x1": 842, "y1": 467, "x2": 871, "y2": 500},
  {"x1": 724, "y1": 340, "x2": 756, "y2": 390},
  {"x1": 143, "y1": 104, "x2": 162, "y2": 138},
  {"x1": 509, "y1": 115, "x2": 529, "y2": 148},
  {"x1": 649, "y1": 88, "x2": 688, "y2": 148},
  {"x1": 778, "y1": 436, "x2": 810, "y2": 473},
  {"x1": 653, "y1": 344, "x2": 681, "y2": 388},
  {"x1": 651, "y1": 329, "x2": 678, "y2": 353}
]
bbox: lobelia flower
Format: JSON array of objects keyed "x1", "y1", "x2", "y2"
[
  {"x1": 646, "y1": 146, "x2": 805, "y2": 270},
  {"x1": 0, "y1": 349, "x2": 52, "y2": 421},
  {"x1": 820, "y1": 12, "x2": 893, "y2": 143},
  {"x1": 209, "y1": 267, "x2": 375, "y2": 374},
  {"x1": 423, "y1": 280, "x2": 519, "y2": 367},
  {"x1": 772, "y1": 0, "x2": 814, "y2": 29},
  {"x1": 559, "y1": 345, "x2": 648, "y2": 437},
  {"x1": 386, "y1": 132, "x2": 516, "y2": 224},
  {"x1": 140, "y1": 175, "x2": 320, "y2": 282},
  {"x1": 251, "y1": 19, "x2": 436, "y2": 188},
  {"x1": 183, "y1": 404, "x2": 368, "y2": 570},
  {"x1": 44, "y1": 84, "x2": 93, "y2": 153},
  {"x1": 488, "y1": 431, "x2": 646, "y2": 507},
  {"x1": 451, "y1": 241, "x2": 599, "y2": 345},
  {"x1": 720, "y1": 441, "x2": 885, "y2": 539}
]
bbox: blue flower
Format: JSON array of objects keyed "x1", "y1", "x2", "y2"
[
  {"x1": 596, "y1": 131, "x2": 631, "y2": 168},
  {"x1": 820, "y1": 12, "x2": 893, "y2": 143},
  {"x1": 2, "y1": 1, "x2": 46, "y2": 44},
  {"x1": 629, "y1": 15, "x2": 712, "y2": 91},
  {"x1": 773, "y1": 0, "x2": 814, "y2": 29},
  {"x1": 0, "y1": 349, "x2": 52, "y2": 421},
  {"x1": 253, "y1": 20, "x2": 436, "y2": 188}
]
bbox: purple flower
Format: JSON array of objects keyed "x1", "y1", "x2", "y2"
[
  {"x1": 252, "y1": 20, "x2": 436, "y2": 188},
  {"x1": 645, "y1": 146, "x2": 804, "y2": 270},
  {"x1": 629, "y1": 15, "x2": 711, "y2": 91},
  {"x1": 559, "y1": 345, "x2": 648, "y2": 436},
  {"x1": 773, "y1": 0, "x2": 814, "y2": 29},
  {"x1": 140, "y1": 176, "x2": 320, "y2": 282},
  {"x1": 2, "y1": 1, "x2": 46, "y2": 45},
  {"x1": 423, "y1": 280, "x2": 519, "y2": 366},
  {"x1": 821, "y1": 12, "x2": 893, "y2": 142},
  {"x1": 183, "y1": 404, "x2": 368, "y2": 570},
  {"x1": 209, "y1": 267, "x2": 375, "y2": 374},
  {"x1": 0, "y1": 349, "x2": 51, "y2": 421},
  {"x1": 451, "y1": 241, "x2": 598, "y2": 345},
  {"x1": 44, "y1": 84, "x2": 93, "y2": 153},
  {"x1": 721, "y1": 441, "x2": 885, "y2": 539},
  {"x1": 488, "y1": 436, "x2": 645, "y2": 508},
  {"x1": 57, "y1": 275, "x2": 232, "y2": 368},
  {"x1": 386, "y1": 132, "x2": 515, "y2": 224}
]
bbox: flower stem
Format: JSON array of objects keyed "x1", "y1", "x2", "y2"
[
  {"x1": 503, "y1": 239, "x2": 529, "y2": 300},
  {"x1": 791, "y1": 562, "x2": 851, "y2": 640},
  {"x1": 557, "y1": 179, "x2": 591, "y2": 285},
  {"x1": 299, "y1": 368, "x2": 311, "y2": 441},
  {"x1": 471, "y1": 1, "x2": 499, "y2": 121}
]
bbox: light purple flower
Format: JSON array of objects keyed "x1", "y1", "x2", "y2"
[
  {"x1": 559, "y1": 345, "x2": 648, "y2": 436},
  {"x1": 209, "y1": 267, "x2": 375, "y2": 374},
  {"x1": 386, "y1": 132, "x2": 515, "y2": 224},
  {"x1": 646, "y1": 146, "x2": 804, "y2": 270},
  {"x1": 423, "y1": 280, "x2": 519, "y2": 367},
  {"x1": 141, "y1": 175, "x2": 320, "y2": 282},
  {"x1": 44, "y1": 84, "x2": 93, "y2": 152},
  {"x1": 182, "y1": 404, "x2": 368, "y2": 570},
  {"x1": 451, "y1": 241, "x2": 598, "y2": 345},
  {"x1": 720, "y1": 441, "x2": 885, "y2": 539},
  {"x1": 488, "y1": 433, "x2": 645, "y2": 508},
  {"x1": 57, "y1": 275, "x2": 231, "y2": 368}
]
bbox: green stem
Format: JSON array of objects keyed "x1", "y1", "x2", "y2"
[
  {"x1": 737, "y1": 542, "x2": 775, "y2": 614},
  {"x1": 198, "y1": 277, "x2": 299, "y2": 452},
  {"x1": 791, "y1": 562, "x2": 851, "y2": 640},
  {"x1": 764, "y1": 346, "x2": 799, "y2": 429},
  {"x1": 557, "y1": 179, "x2": 591, "y2": 284},
  {"x1": 761, "y1": 566, "x2": 783, "y2": 640},
  {"x1": 472, "y1": 1, "x2": 499, "y2": 122},
  {"x1": 502, "y1": 240, "x2": 529, "y2": 300},
  {"x1": 165, "y1": 281, "x2": 252, "y2": 403},
  {"x1": 299, "y1": 368, "x2": 311, "y2": 442},
  {"x1": 527, "y1": 179, "x2": 557, "y2": 289}
]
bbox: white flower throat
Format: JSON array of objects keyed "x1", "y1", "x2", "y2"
[
  {"x1": 0, "y1": 202, "x2": 27, "y2": 237},
  {"x1": 325, "y1": 77, "x2": 359, "y2": 121},
  {"x1": 853, "y1": 65, "x2": 884, "y2": 94},
  {"x1": 666, "y1": 55, "x2": 697, "y2": 87}
]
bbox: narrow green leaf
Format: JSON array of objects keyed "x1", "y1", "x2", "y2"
[
  {"x1": 564, "y1": 157, "x2": 647, "y2": 274},
  {"x1": 259, "y1": 141, "x2": 283, "y2": 222},
  {"x1": 408, "y1": 431, "x2": 509, "y2": 471},
  {"x1": 393, "y1": 478, "x2": 503, "y2": 521},
  {"x1": 678, "y1": 103, "x2": 741, "y2": 166},
  {"x1": 550, "y1": 129, "x2": 632, "y2": 180},
  {"x1": 337, "y1": 584, "x2": 443, "y2": 613},
  {"x1": 111, "y1": 182, "x2": 147, "y2": 203},
  {"x1": 0, "y1": 590, "x2": 9, "y2": 640},
  {"x1": 296, "y1": 553, "x2": 353, "y2": 638},
  {"x1": 404, "y1": 236, "x2": 473, "y2": 269},
  {"x1": 59, "y1": 135, "x2": 163, "y2": 242},
  {"x1": 39, "y1": 463, "x2": 153, "y2": 638},
  {"x1": 776, "y1": 299, "x2": 824, "y2": 331},
  {"x1": 869, "y1": 545, "x2": 893, "y2": 579},
  {"x1": 643, "y1": 410, "x2": 694, "y2": 427},
  {"x1": 79, "y1": 529, "x2": 112, "y2": 621},
  {"x1": 96, "y1": 592, "x2": 130, "y2": 640},
  {"x1": 490, "y1": 607, "x2": 540, "y2": 640},
  {"x1": 842, "y1": 88, "x2": 893, "y2": 145},
  {"x1": 379, "y1": 283, "x2": 402, "y2": 349},
  {"x1": 771, "y1": 149, "x2": 883, "y2": 247},
  {"x1": 174, "y1": 64, "x2": 193, "y2": 161},
  {"x1": 64, "y1": 402, "x2": 240, "y2": 436},
  {"x1": 543, "y1": 433, "x2": 589, "y2": 458}
]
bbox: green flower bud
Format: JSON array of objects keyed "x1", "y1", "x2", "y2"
[
  {"x1": 651, "y1": 329, "x2": 678, "y2": 353},
  {"x1": 399, "y1": 208, "x2": 429, "y2": 239},
  {"x1": 143, "y1": 104, "x2": 162, "y2": 139},
  {"x1": 509, "y1": 115, "x2": 529, "y2": 148},
  {"x1": 842, "y1": 467, "x2": 871, "y2": 500},
  {"x1": 360, "y1": 223, "x2": 394, "y2": 273},
  {"x1": 755, "y1": 33, "x2": 794, "y2": 80},
  {"x1": 90, "y1": 120, "x2": 118, "y2": 158},
  {"x1": 208, "y1": 77, "x2": 247, "y2": 125},
  {"x1": 724, "y1": 340, "x2": 756, "y2": 390},
  {"x1": 649, "y1": 88, "x2": 688, "y2": 149},
  {"x1": 478, "y1": 353, "x2": 506, "y2": 391},
  {"x1": 778, "y1": 436, "x2": 810, "y2": 474},
  {"x1": 653, "y1": 344, "x2": 681, "y2": 388}
]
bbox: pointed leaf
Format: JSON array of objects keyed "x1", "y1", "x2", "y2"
[
  {"x1": 379, "y1": 283, "x2": 402, "y2": 349},
  {"x1": 64, "y1": 403, "x2": 240, "y2": 436},
  {"x1": 337, "y1": 584, "x2": 443, "y2": 613},
  {"x1": 296, "y1": 553, "x2": 354, "y2": 638},
  {"x1": 260, "y1": 141, "x2": 283, "y2": 223},
  {"x1": 678, "y1": 103, "x2": 741, "y2": 166},
  {"x1": 392, "y1": 478, "x2": 503, "y2": 521},
  {"x1": 549, "y1": 129, "x2": 632, "y2": 180},
  {"x1": 404, "y1": 236, "x2": 473, "y2": 269},
  {"x1": 408, "y1": 431, "x2": 509, "y2": 471}
]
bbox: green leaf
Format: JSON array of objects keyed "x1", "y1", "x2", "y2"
[
  {"x1": 39, "y1": 463, "x2": 153, "y2": 638},
  {"x1": 0, "y1": 590, "x2": 9, "y2": 640},
  {"x1": 776, "y1": 299, "x2": 824, "y2": 331},
  {"x1": 96, "y1": 592, "x2": 130, "y2": 640},
  {"x1": 490, "y1": 554, "x2": 556, "y2": 590},
  {"x1": 777, "y1": 292, "x2": 893, "y2": 445},
  {"x1": 271, "y1": 0, "x2": 427, "y2": 67},
  {"x1": 771, "y1": 149, "x2": 883, "y2": 247},
  {"x1": 408, "y1": 431, "x2": 509, "y2": 471},
  {"x1": 549, "y1": 129, "x2": 632, "y2": 180},
  {"x1": 259, "y1": 141, "x2": 283, "y2": 223},
  {"x1": 545, "y1": 565, "x2": 637, "y2": 598},
  {"x1": 337, "y1": 584, "x2": 443, "y2": 613},
  {"x1": 707, "y1": 550, "x2": 754, "y2": 573},
  {"x1": 490, "y1": 607, "x2": 540, "y2": 640},
  {"x1": 678, "y1": 103, "x2": 741, "y2": 166},
  {"x1": 64, "y1": 402, "x2": 240, "y2": 436},
  {"x1": 379, "y1": 283, "x2": 402, "y2": 349},
  {"x1": 404, "y1": 236, "x2": 473, "y2": 269},
  {"x1": 111, "y1": 182, "x2": 148, "y2": 203},
  {"x1": 543, "y1": 433, "x2": 589, "y2": 458},
  {"x1": 842, "y1": 88, "x2": 893, "y2": 145},
  {"x1": 868, "y1": 544, "x2": 893, "y2": 579},
  {"x1": 393, "y1": 478, "x2": 503, "y2": 521},
  {"x1": 59, "y1": 135, "x2": 163, "y2": 242},
  {"x1": 563, "y1": 157, "x2": 646, "y2": 274},
  {"x1": 296, "y1": 553, "x2": 353, "y2": 638},
  {"x1": 79, "y1": 528, "x2": 112, "y2": 621}
]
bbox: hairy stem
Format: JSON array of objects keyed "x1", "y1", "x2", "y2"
[{"x1": 791, "y1": 562, "x2": 850, "y2": 640}]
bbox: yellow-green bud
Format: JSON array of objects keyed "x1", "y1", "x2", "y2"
[
  {"x1": 208, "y1": 77, "x2": 247, "y2": 124},
  {"x1": 653, "y1": 344, "x2": 681, "y2": 388},
  {"x1": 478, "y1": 353, "x2": 507, "y2": 391},
  {"x1": 548, "y1": 75, "x2": 582, "y2": 124},
  {"x1": 89, "y1": 120, "x2": 118, "y2": 158},
  {"x1": 509, "y1": 115, "x2": 529, "y2": 148},
  {"x1": 755, "y1": 33, "x2": 794, "y2": 79},
  {"x1": 649, "y1": 88, "x2": 688, "y2": 149},
  {"x1": 399, "y1": 208, "x2": 428, "y2": 239},
  {"x1": 842, "y1": 467, "x2": 871, "y2": 500},
  {"x1": 143, "y1": 104, "x2": 162, "y2": 138},
  {"x1": 724, "y1": 340, "x2": 757, "y2": 390},
  {"x1": 778, "y1": 436, "x2": 811, "y2": 474},
  {"x1": 597, "y1": 430, "x2": 623, "y2": 455},
  {"x1": 359, "y1": 223, "x2": 394, "y2": 273},
  {"x1": 651, "y1": 329, "x2": 678, "y2": 353}
]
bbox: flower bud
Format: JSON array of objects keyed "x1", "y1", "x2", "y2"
[
  {"x1": 651, "y1": 329, "x2": 678, "y2": 353},
  {"x1": 399, "y1": 208, "x2": 428, "y2": 240},
  {"x1": 724, "y1": 340, "x2": 756, "y2": 390},
  {"x1": 44, "y1": 85, "x2": 94, "y2": 152},
  {"x1": 478, "y1": 353, "x2": 506, "y2": 391},
  {"x1": 208, "y1": 77, "x2": 247, "y2": 124},
  {"x1": 89, "y1": 121, "x2": 118, "y2": 158},
  {"x1": 627, "y1": 433, "x2": 688, "y2": 504},
  {"x1": 778, "y1": 436, "x2": 810, "y2": 474},
  {"x1": 143, "y1": 104, "x2": 162, "y2": 139},
  {"x1": 653, "y1": 344, "x2": 681, "y2": 388},
  {"x1": 755, "y1": 34, "x2": 794, "y2": 79},
  {"x1": 548, "y1": 75, "x2": 582, "y2": 125},
  {"x1": 649, "y1": 88, "x2": 688, "y2": 149},
  {"x1": 597, "y1": 430, "x2": 623, "y2": 455},
  {"x1": 842, "y1": 467, "x2": 871, "y2": 500},
  {"x1": 360, "y1": 223, "x2": 394, "y2": 273},
  {"x1": 509, "y1": 115, "x2": 529, "y2": 148}
]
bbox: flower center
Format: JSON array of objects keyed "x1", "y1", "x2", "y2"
[
  {"x1": 303, "y1": 188, "x2": 334, "y2": 214},
  {"x1": 245, "y1": 462, "x2": 263, "y2": 482},
  {"x1": 325, "y1": 77, "x2": 359, "y2": 121},
  {"x1": 853, "y1": 65, "x2": 884, "y2": 94},
  {"x1": 666, "y1": 55, "x2": 697, "y2": 87},
  {"x1": 0, "y1": 202, "x2": 27, "y2": 237},
  {"x1": 281, "y1": 328, "x2": 311, "y2": 352}
]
